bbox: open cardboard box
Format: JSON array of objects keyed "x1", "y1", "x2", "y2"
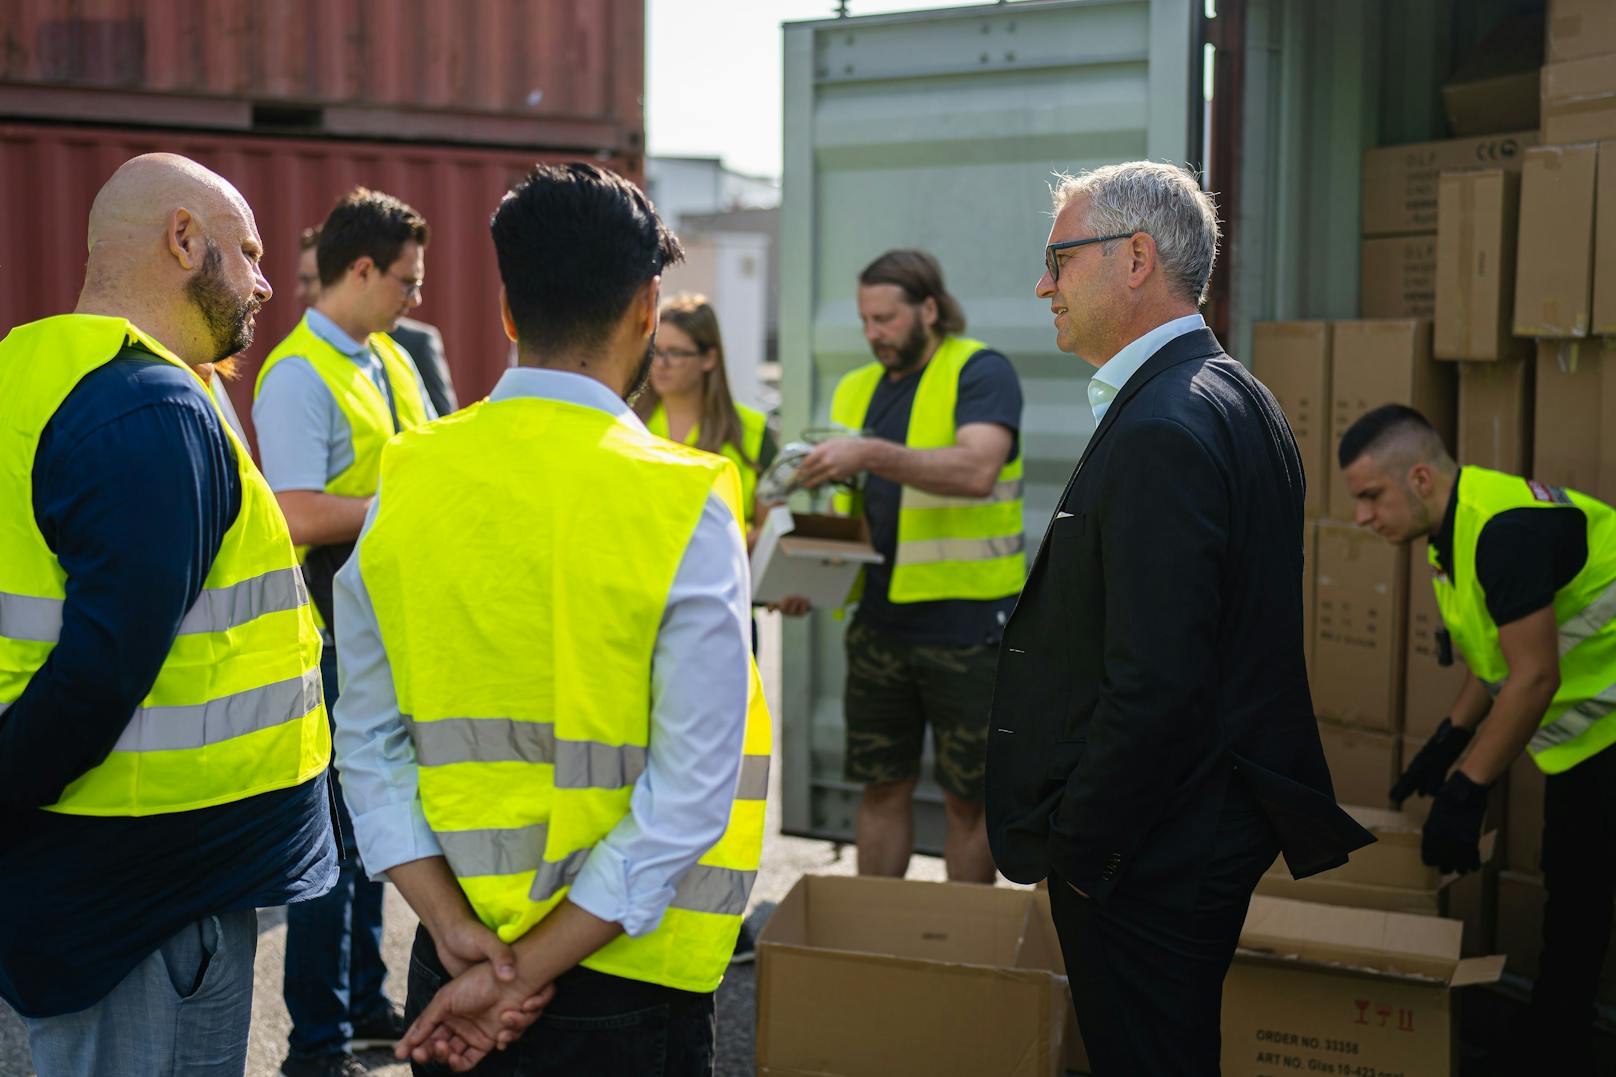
[
  {"x1": 756, "y1": 875, "x2": 1080, "y2": 1076},
  {"x1": 1256, "y1": 804, "x2": 1496, "y2": 915},
  {"x1": 1223, "y1": 895, "x2": 1505, "y2": 1076},
  {"x1": 750, "y1": 506, "x2": 883, "y2": 610}
]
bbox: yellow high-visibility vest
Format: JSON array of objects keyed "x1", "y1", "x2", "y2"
[
  {"x1": 646, "y1": 400, "x2": 768, "y2": 528},
  {"x1": 256, "y1": 313, "x2": 430, "y2": 498},
  {"x1": 1432, "y1": 465, "x2": 1616, "y2": 774},
  {"x1": 830, "y1": 336, "x2": 1025, "y2": 602},
  {"x1": 359, "y1": 394, "x2": 771, "y2": 993},
  {"x1": 0, "y1": 314, "x2": 329, "y2": 815}
]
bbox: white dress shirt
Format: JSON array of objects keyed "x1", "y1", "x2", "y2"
[
  {"x1": 1085, "y1": 313, "x2": 1207, "y2": 423},
  {"x1": 331, "y1": 366, "x2": 753, "y2": 938}
]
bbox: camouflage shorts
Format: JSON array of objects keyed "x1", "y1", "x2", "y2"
[{"x1": 843, "y1": 619, "x2": 998, "y2": 800}]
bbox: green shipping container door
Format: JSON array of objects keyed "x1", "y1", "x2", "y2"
[{"x1": 777, "y1": 0, "x2": 1200, "y2": 851}]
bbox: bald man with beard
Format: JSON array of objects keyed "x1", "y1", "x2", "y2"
[{"x1": 0, "y1": 154, "x2": 338, "y2": 1076}]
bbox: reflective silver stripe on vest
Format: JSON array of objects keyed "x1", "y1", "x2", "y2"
[
  {"x1": 0, "y1": 568, "x2": 308, "y2": 646},
  {"x1": 737, "y1": 754, "x2": 770, "y2": 801},
  {"x1": 111, "y1": 666, "x2": 322, "y2": 753},
  {"x1": 177, "y1": 567, "x2": 308, "y2": 635},
  {"x1": 530, "y1": 846, "x2": 593, "y2": 902},
  {"x1": 0, "y1": 592, "x2": 63, "y2": 643},
  {"x1": 1532, "y1": 698, "x2": 1612, "y2": 752},
  {"x1": 903, "y1": 478, "x2": 1024, "y2": 511},
  {"x1": 895, "y1": 533, "x2": 1026, "y2": 566},
  {"x1": 1558, "y1": 576, "x2": 1616, "y2": 659},
  {"x1": 409, "y1": 716, "x2": 556, "y2": 766},
  {"x1": 437, "y1": 822, "x2": 549, "y2": 878},
  {"x1": 405, "y1": 716, "x2": 649, "y2": 789},
  {"x1": 671, "y1": 864, "x2": 757, "y2": 916}
]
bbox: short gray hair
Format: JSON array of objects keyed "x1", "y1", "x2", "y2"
[{"x1": 1052, "y1": 161, "x2": 1221, "y2": 305}]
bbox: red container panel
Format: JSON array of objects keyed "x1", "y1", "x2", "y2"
[
  {"x1": 0, "y1": 0, "x2": 643, "y2": 153},
  {"x1": 0, "y1": 120, "x2": 638, "y2": 449}
]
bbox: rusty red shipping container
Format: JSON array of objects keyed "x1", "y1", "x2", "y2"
[
  {"x1": 0, "y1": 0, "x2": 644, "y2": 153},
  {"x1": 0, "y1": 120, "x2": 638, "y2": 450}
]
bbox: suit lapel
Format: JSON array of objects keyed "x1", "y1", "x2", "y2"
[
  {"x1": 1017, "y1": 328, "x2": 1226, "y2": 597},
  {"x1": 1068, "y1": 327, "x2": 1224, "y2": 481}
]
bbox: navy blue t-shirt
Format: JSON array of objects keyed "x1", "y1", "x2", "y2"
[
  {"x1": 852, "y1": 348, "x2": 1024, "y2": 646},
  {"x1": 0, "y1": 347, "x2": 336, "y2": 1019}
]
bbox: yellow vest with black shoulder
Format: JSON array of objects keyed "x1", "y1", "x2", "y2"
[
  {"x1": 359, "y1": 396, "x2": 771, "y2": 993},
  {"x1": 646, "y1": 400, "x2": 768, "y2": 528},
  {"x1": 1431, "y1": 465, "x2": 1616, "y2": 774},
  {"x1": 0, "y1": 315, "x2": 329, "y2": 815},
  {"x1": 829, "y1": 336, "x2": 1025, "y2": 602},
  {"x1": 256, "y1": 314, "x2": 430, "y2": 498}
]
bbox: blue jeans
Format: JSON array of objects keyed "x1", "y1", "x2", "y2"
[
  {"x1": 24, "y1": 909, "x2": 257, "y2": 1077},
  {"x1": 283, "y1": 646, "x2": 389, "y2": 1058}
]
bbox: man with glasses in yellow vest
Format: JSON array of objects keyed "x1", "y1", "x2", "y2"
[
  {"x1": 0, "y1": 153, "x2": 335, "y2": 1076},
  {"x1": 332, "y1": 162, "x2": 770, "y2": 1075},
  {"x1": 1340, "y1": 404, "x2": 1616, "y2": 1073},
  {"x1": 794, "y1": 249, "x2": 1024, "y2": 885},
  {"x1": 256, "y1": 187, "x2": 439, "y2": 1076}
]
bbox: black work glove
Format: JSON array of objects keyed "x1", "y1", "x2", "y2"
[
  {"x1": 1420, "y1": 772, "x2": 1488, "y2": 874},
  {"x1": 1389, "y1": 717, "x2": 1472, "y2": 806}
]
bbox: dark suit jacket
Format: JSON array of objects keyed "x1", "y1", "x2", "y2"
[
  {"x1": 389, "y1": 317, "x2": 458, "y2": 416},
  {"x1": 986, "y1": 327, "x2": 1372, "y2": 910}
]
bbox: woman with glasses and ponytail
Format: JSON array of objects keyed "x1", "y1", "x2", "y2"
[{"x1": 637, "y1": 294, "x2": 777, "y2": 549}]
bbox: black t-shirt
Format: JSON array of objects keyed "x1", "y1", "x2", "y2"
[
  {"x1": 851, "y1": 349, "x2": 1024, "y2": 646},
  {"x1": 1430, "y1": 471, "x2": 1588, "y2": 627},
  {"x1": 756, "y1": 427, "x2": 779, "y2": 475}
]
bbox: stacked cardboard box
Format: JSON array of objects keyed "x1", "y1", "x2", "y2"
[
  {"x1": 1533, "y1": 337, "x2": 1616, "y2": 501},
  {"x1": 1360, "y1": 131, "x2": 1536, "y2": 318},
  {"x1": 1251, "y1": 324, "x2": 1330, "y2": 672},
  {"x1": 1514, "y1": 142, "x2": 1601, "y2": 340},
  {"x1": 1542, "y1": 0, "x2": 1616, "y2": 146},
  {"x1": 1251, "y1": 319, "x2": 1459, "y2": 814}
]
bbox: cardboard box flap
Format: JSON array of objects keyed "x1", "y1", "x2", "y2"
[
  {"x1": 766, "y1": 875, "x2": 1031, "y2": 969},
  {"x1": 1240, "y1": 895, "x2": 1461, "y2": 980},
  {"x1": 777, "y1": 534, "x2": 886, "y2": 562},
  {"x1": 1543, "y1": 54, "x2": 1616, "y2": 112},
  {"x1": 1450, "y1": 953, "x2": 1508, "y2": 988},
  {"x1": 1346, "y1": 804, "x2": 1421, "y2": 837}
]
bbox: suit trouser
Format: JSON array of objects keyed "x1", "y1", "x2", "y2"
[
  {"x1": 1527, "y1": 741, "x2": 1616, "y2": 1073},
  {"x1": 1048, "y1": 789, "x2": 1280, "y2": 1076}
]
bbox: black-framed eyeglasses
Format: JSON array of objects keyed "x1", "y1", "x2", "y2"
[
  {"x1": 1044, "y1": 233, "x2": 1135, "y2": 282},
  {"x1": 652, "y1": 345, "x2": 704, "y2": 365}
]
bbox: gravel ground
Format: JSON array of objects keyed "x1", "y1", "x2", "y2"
[{"x1": 0, "y1": 613, "x2": 963, "y2": 1077}]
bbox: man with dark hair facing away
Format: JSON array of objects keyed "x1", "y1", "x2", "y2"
[
  {"x1": 256, "y1": 187, "x2": 442, "y2": 1076},
  {"x1": 1340, "y1": 403, "x2": 1616, "y2": 1073},
  {"x1": 333, "y1": 162, "x2": 770, "y2": 1075},
  {"x1": 792, "y1": 249, "x2": 1024, "y2": 885}
]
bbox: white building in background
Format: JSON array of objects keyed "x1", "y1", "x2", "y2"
[
  {"x1": 648, "y1": 157, "x2": 782, "y2": 412},
  {"x1": 646, "y1": 156, "x2": 780, "y2": 232}
]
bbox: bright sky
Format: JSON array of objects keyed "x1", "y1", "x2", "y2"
[{"x1": 646, "y1": 0, "x2": 986, "y2": 179}]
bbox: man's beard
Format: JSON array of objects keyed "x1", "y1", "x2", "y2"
[
  {"x1": 185, "y1": 240, "x2": 259, "y2": 363},
  {"x1": 877, "y1": 315, "x2": 930, "y2": 374},
  {"x1": 623, "y1": 332, "x2": 656, "y2": 405}
]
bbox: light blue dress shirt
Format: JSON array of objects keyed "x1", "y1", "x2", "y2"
[
  {"x1": 1086, "y1": 313, "x2": 1207, "y2": 423},
  {"x1": 331, "y1": 367, "x2": 753, "y2": 938},
  {"x1": 252, "y1": 307, "x2": 438, "y2": 493}
]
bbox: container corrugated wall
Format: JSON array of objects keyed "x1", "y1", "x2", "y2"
[
  {"x1": 0, "y1": 0, "x2": 643, "y2": 153},
  {"x1": 0, "y1": 121, "x2": 637, "y2": 448},
  {"x1": 777, "y1": 0, "x2": 1196, "y2": 850}
]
